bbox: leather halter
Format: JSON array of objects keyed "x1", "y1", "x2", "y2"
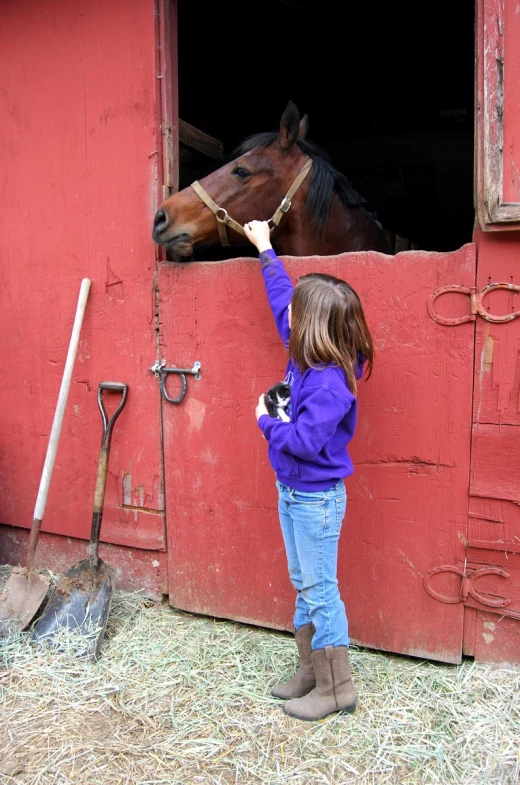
[{"x1": 190, "y1": 157, "x2": 313, "y2": 247}]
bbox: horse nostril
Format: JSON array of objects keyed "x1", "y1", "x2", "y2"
[{"x1": 153, "y1": 209, "x2": 169, "y2": 232}]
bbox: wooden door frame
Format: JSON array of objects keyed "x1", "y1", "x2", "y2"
[
  {"x1": 156, "y1": 0, "x2": 179, "y2": 210},
  {"x1": 476, "y1": 0, "x2": 520, "y2": 229}
]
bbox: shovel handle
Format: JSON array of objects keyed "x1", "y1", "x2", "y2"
[
  {"x1": 98, "y1": 382, "x2": 128, "y2": 443},
  {"x1": 89, "y1": 382, "x2": 128, "y2": 569},
  {"x1": 28, "y1": 278, "x2": 91, "y2": 572}
]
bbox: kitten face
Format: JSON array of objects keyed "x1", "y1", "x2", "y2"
[{"x1": 265, "y1": 382, "x2": 291, "y2": 422}]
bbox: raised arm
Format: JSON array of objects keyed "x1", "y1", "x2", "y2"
[{"x1": 244, "y1": 220, "x2": 293, "y2": 346}]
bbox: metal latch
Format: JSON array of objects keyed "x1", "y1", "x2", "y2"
[
  {"x1": 428, "y1": 282, "x2": 520, "y2": 326},
  {"x1": 149, "y1": 359, "x2": 201, "y2": 404}
]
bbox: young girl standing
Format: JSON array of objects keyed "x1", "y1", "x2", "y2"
[{"x1": 243, "y1": 219, "x2": 374, "y2": 722}]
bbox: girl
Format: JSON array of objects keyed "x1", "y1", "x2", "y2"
[{"x1": 243, "y1": 220, "x2": 374, "y2": 722}]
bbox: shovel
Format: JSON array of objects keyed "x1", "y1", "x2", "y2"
[
  {"x1": 0, "y1": 278, "x2": 92, "y2": 636},
  {"x1": 31, "y1": 381, "x2": 128, "y2": 659}
]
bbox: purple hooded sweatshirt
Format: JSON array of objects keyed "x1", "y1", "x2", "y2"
[{"x1": 257, "y1": 248, "x2": 361, "y2": 492}]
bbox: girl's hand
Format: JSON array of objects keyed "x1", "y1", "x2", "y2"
[
  {"x1": 255, "y1": 393, "x2": 269, "y2": 421},
  {"x1": 243, "y1": 220, "x2": 272, "y2": 253}
]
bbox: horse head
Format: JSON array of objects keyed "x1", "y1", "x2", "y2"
[{"x1": 152, "y1": 101, "x2": 310, "y2": 258}]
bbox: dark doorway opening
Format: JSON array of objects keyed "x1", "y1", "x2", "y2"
[{"x1": 177, "y1": 0, "x2": 475, "y2": 255}]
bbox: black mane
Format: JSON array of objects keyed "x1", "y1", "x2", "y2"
[{"x1": 235, "y1": 132, "x2": 366, "y2": 231}]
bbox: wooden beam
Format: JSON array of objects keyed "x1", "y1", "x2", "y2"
[{"x1": 179, "y1": 119, "x2": 224, "y2": 160}]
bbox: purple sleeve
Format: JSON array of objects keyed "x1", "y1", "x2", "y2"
[
  {"x1": 259, "y1": 249, "x2": 294, "y2": 348},
  {"x1": 258, "y1": 384, "x2": 353, "y2": 460}
]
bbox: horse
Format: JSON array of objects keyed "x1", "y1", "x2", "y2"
[{"x1": 152, "y1": 101, "x2": 392, "y2": 258}]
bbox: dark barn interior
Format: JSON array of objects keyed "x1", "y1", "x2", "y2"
[{"x1": 176, "y1": 0, "x2": 475, "y2": 256}]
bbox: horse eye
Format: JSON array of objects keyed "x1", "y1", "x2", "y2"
[{"x1": 232, "y1": 167, "x2": 251, "y2": 180}]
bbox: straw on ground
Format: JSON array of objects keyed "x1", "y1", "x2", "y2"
[{"x1": 1, "y1": 575, "x2": 519, "y2": 785}]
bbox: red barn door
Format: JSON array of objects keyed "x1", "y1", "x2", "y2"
[{"x1": 159, "y1": 245, "x2": 475, "y2": 664}]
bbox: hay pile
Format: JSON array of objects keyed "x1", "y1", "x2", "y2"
[{"x1": 1, "y1": 575, "x2": 519, "y2": 785}]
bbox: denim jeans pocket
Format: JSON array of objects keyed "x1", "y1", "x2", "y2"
[{"x1": 289, "y1": 488, "x2": 329, "y2": 506}]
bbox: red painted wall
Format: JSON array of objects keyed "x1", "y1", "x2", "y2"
[
  {"x1": 0, "y1": 0, "x2": 166, "y2": 594},
  {"x1": 465, "y1": 228, "x2": 520, "y2": 662}
]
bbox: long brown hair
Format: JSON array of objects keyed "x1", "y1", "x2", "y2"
[{"x1": 288, "y1": 273, "x2": 374, "y2": 394}]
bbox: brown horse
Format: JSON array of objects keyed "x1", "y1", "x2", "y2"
[{"x1": 152, "y1": 102, "x2": 391, "y2": 258}]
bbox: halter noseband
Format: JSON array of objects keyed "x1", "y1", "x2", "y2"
[{"x1": 190, "y1": 157, "x2": 313, "y2": 247}]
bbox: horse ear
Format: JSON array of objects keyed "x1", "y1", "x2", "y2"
[
  {"x1": 298, "y1": 114, "x2": 309, "y2": 140},
  {"x1": 279, "y1": 100, "x2": 301, "y2": 151}
]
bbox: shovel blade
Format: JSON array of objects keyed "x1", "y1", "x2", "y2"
[
  {"x1": 31, "y1": 559, "x2": 114, "y2": 660},
  {"x1": 0, "y1": 568, "x2": 50, "y2": 636}
]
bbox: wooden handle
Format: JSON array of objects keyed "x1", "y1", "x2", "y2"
[{"x1": 32, "y1": 278, "x2": 91, "y2": 522}]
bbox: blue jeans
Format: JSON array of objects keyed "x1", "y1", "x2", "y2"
[{"x1": 276, "y1": 480, "x2": 349, "y2": 650}]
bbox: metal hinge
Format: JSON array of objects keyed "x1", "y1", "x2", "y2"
[
  {"x1": 428, "y1": 282, "x2": 520, "y2": 326},
  {"x1": 149, "y1": 359, "x2": 201, "y2": 404},
  {"x1": 424, "y1": 564, "x2": 511, "y2": 609}
]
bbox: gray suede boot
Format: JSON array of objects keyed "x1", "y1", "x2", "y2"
[
  {"x1": 283, "y1": 645, "x2": 357, "y2": 720},
  {"x1": 271, "y1": 623, "x2": 316, "y2": 700}
]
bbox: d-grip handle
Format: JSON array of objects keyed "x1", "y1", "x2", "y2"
[
  {"x1": 98, "y1": 382, "x2": 128, "y2": 445},
  {"x1": 89, "y1": 382, "x2": 128, "y2": 569}
]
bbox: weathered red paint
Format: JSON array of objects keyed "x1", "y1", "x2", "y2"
[
  {"x1": 463, "y1": 230, "x2": 520, "y2": 662},
  {"x1": 476, "y1": 0, "x2": 520, "y2": 227},
  {"x1": 159, "y1": 246, "x2": 476, "y2": 664},
  {"x1": 1, "y1": 0, "x2": 519, "y2": 664},
  {"x1": 502, "y1": 0, "x2": 520, "y2": 204},
  {"x1": 467, "y1": 0, "x2": 520, "y2": 662},
  {"x1": 0, "y1": 0, "x2": 167, "y2": 589},
  {"x1": 0, "y1": 525, "x2": 167, "y2": 599}
]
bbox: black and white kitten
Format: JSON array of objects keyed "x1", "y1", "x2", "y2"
[{"x1": 264, "y1": 382, "x2": 291, "y2": 422}]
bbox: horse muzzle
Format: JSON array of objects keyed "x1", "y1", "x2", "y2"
[
  {"x1": 152, "y1": 209, "x2": 178, "y2": 243},
  {"x1": 152, "y1": 210, "x2": 194, "y2": 256}
]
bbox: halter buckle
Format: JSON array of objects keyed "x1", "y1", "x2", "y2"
[
  {"x1": 215, "y1": 207, "x2": 228, "y2": 223},
  {"x1": 279, "y1": 196, "x2": 292, "y2": 214}
]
